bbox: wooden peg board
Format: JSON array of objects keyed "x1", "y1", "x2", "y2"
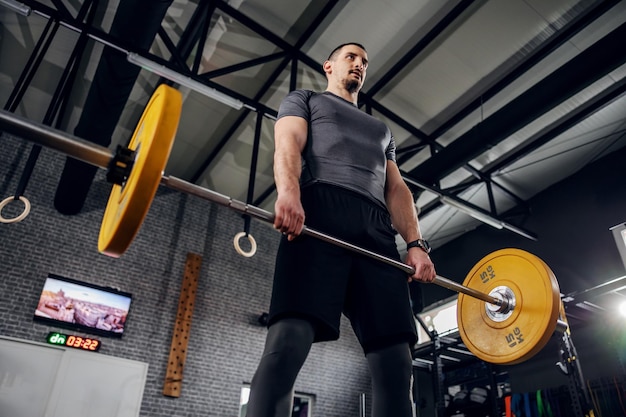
[{"x1": 163, "y1": 252, "x2": 202, "y2": 397}]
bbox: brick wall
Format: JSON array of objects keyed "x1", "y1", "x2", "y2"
[{"x1": 0, "y1": 133, "x2": 373, "y2": 417}]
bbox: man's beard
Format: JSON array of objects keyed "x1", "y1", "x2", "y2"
[{"x1": 344, "y1": 78, "x2": 361, "y2": 94}]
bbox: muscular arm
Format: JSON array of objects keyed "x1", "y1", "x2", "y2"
[
  {"x1": 385, "y1": 161, "x2": 436, "y2": 283},
  {"x1": 273, "y1": 115, "x2": 308, "y2": 239}
]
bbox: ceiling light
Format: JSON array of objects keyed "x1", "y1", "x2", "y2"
[
  {"x1": 619, "y1": 301, "x2": 626, "y2": 317},
  {"x1": 127, "y1": 52, "x2": 244, "y2": 110},
  {"x1": 440, "y1": 196, "x2": 503, "y2": 229},
  {"x1": 0, "y1": 0, "x2": 30, "y2": 15},
  {"x1": 439, "y1": 355, "x2": 461, "y2": 362}
]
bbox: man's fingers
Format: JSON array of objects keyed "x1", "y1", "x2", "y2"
[
  {"x1": 274, "y1": 211, "x2": 305, "y2": 239},
  {"x1": 409, "y1": 263, "x2": 436, "y2": 283}
]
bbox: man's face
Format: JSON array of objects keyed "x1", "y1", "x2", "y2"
[{"x1": 325, "y1": 45, "x2": 369, "y2": 93}]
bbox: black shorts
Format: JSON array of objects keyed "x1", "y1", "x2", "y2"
[{"x1": 268, "y1": 184, "x2": 417, "y2": 353}]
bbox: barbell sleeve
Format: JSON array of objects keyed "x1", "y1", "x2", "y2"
[{"x1": 0, "y1": 110, "x2": 111, "y2": 169}]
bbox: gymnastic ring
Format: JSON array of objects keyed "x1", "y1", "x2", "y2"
[
  {"x1": 233, "y1": 231, "x2": 257, "y2": 257},
  {"x1": 0, "y1": 195, "x2": 31, "y2": 224}
]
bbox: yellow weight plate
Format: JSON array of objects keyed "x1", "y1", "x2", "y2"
[
  {"x1": 457, "y1": 248, "x2": 560, "y2": 365},
  {"x1": 98, "y1": 84, "x2": 182, "y2": 257}
]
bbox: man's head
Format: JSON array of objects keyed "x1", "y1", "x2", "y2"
[{"x1": 323, "y1": 43, "x2": 368, "y2": 94}]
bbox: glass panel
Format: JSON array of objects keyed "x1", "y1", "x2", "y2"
[{"x1": 239, "y1": 386, "x2": 314, "y2": 417}]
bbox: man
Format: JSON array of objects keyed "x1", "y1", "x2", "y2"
[{"x1": 246, "y1": 43, "x2": 436, "y2": 417}]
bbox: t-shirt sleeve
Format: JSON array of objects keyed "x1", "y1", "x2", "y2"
[
  {"x1": 277, "y1": 90, "x2": 313, "y2": 121},
  {"x1": 386, "y1": 131, "x2": 397, "y2": 163}
]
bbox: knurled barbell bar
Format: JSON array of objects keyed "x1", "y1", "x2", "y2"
[{"x1": 0, "y1": 84, "x2": 566, "y2": 364}]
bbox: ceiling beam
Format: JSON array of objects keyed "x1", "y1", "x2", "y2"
[
  {"x1": 428, "y1": 0, "x2": 621, "y2": 141},
  {"x1": 190, "y1": 1, "x2": 340, "y2": 182},
  {"x1": 409, "y1": 21, "x2": 626, "y2": 185},
  {"x1": 366, "y1": 0, "x2": 476, "y2": 97},
  {"x1": 484, "y1": 77, "x2": 626, "y2": 176}
]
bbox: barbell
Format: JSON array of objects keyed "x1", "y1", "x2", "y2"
[{"x1": 0, "y1": 84, "x2": 566, "y2": 365}]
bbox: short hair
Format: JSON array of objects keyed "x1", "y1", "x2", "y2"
[{"x1": 326, "y1": 43, "x2": 367, "y2": 61}]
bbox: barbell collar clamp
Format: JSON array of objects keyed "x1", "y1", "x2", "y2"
[
  {"x1": 106, "y1": 145, "x2": 136, "y2": 185},
  {"x1": 555, "y1": 319, "x2": 568, "y2": 334},
  {"x1": 485, "y1": 286, "x2": 515, "y2": 321}
]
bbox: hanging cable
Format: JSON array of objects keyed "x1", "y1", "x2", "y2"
[{"x1": 233, "y1": 110, "x2": 264, "y2": 257}]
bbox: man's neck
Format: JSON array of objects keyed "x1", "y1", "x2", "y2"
[{"x1": 325, "y1": 86, "x2": 359, "y2": 105}]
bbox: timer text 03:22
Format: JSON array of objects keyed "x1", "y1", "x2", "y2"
[{"x1": 46, "y1": 332, "x2": 101, "y2": 352}]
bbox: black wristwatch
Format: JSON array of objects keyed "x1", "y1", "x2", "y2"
[{"x1": 406, "y1": 238, "x2": 431, "y2": 254}]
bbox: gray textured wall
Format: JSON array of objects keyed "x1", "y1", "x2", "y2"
[{"x1": 0, "y1": 133, "x2": 372, "y2": 417}]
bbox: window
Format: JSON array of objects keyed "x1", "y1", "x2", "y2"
[
  {"x1": 239, "y1": 385, "x2": 314, "y2": 417},
  {"x1": 415, "y1": 296, "x2": 459, "y2": 345}
]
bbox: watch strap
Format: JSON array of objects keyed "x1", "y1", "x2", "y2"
[{"x1": 406, "y1": 239, "x2": 431, "y2": 253}]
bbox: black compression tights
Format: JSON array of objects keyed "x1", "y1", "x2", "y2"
[
  {"x1": 246, "y1": 317, "x2": 415, "y2": 417},
  {"x1": 366, "y1": 342, "x2": 415, "y2": 417},
  {"x1": 246, "y1": 318, "x2": 315, "y2": 417}
]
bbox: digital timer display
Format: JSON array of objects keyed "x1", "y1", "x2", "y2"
[{"x1": 46, "y1": 332, "x2": 101, "y2": 352}]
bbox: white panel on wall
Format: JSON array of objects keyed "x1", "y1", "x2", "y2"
[
  {"x1": 0, "y1": 337, "x2": 148, "y2": 417},
  {"x1": 0, "y1": 337, "x2": 64, "y2": 417},
  {"x1": 46, "y1": 348, "x2": 149, "y2": 417}
]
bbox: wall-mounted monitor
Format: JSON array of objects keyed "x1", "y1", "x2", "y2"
[{"x1": 34, "y1": 273, "x2": 132, "y2": 338}]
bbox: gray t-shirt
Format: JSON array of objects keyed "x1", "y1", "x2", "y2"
[{"x1": 277, "y1": 90, "x2": 396, "y2": 209}]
